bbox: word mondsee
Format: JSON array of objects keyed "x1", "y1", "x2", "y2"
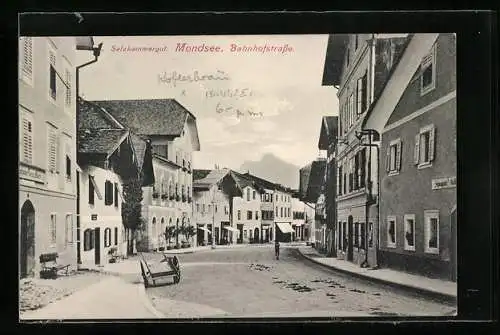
[{"x1": 175, "y1": 43, "x2": 294, "y2": 54}]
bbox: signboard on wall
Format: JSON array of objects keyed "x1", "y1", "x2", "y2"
[
  {"x1": 19, "y1": 163, "x2": 46, "y2": 184},
  {"x1": 432, "y1": 176, "x2": 456, "y2": 190},
  {"x1": 91, "y1": 214, "x2": 98, "y2": 220}
]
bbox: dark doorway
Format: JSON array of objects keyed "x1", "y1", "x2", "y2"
[
  {"x1": 254, "y1": 228, "x2": 259, "y2": 243},
  {"x1": 215, "y1": 227, "x2": 219, "y2": 245},
  {"x1": 237, "y1": 224, "x2": 243, "y2": 244},
  {"x1": 347, "y1": 216, "x2": 354, "y2": 261},
  {"x1": 207, "y1": 224, "x2": 213, "y2": 244},
  {"x1": 94, "y1": 228, "x2": 101, "y2": 265},
  {"x1": 197, "y1": 225, "x2": 204, "y2": 246},
  {"x1": 20, "y1": 201, "x2": 35, "y2": 278},
  {"x1": 450, "y1": 208, "x2": 457, "y2": 282}
]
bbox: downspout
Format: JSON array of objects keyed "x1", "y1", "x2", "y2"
[{"x1": 75, "y1": 42, "x2": 102, "y2": 266}]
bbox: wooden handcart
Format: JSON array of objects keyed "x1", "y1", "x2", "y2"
[{"x1": 139, "y1": 253, "x2": 181, "y2": 288}]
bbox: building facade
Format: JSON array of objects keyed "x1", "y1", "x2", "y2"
[
  {"x1": 291, "y1": 196, "x2": 306, "y2": 241},
  {"x1": 19, "y1": 37, "x2": 86, "y2": 277},
  {"x1": 363, "y1": 33, "x2": 456, "y2": 281},
  {"x1": 322, "y1": 34, "x2": 409, "y2": 267},
  {"x1": 88, "y1": 99, "x2": 200, "y2": 251}
]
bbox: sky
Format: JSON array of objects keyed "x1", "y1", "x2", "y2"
[{"x1": 77, "y1": 35, "x2": 339, "y2": 170}]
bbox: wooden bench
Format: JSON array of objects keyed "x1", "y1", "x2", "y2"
[
  {"x1": 39, "y1": 252, "x2": 70, "y2": 278},
  {"x1": 139, "y1": 253, "x2": 181, "y2": 288}
]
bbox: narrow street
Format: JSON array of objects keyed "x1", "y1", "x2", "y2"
[{"x1": 145, "y1": 246, "x2": 455, "y2": 318}]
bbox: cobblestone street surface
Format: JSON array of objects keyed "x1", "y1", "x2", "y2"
[
  {"x1": 19, "y1": 270, "x2": 109, "y2": 315},
  {"x1": 145, "y1": 246, "x2": 456, "y2": 318}
]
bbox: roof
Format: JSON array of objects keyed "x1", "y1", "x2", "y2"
[
  {"x1": 193, "y1": 169, "x2": 212, "y2": 180},
  {"x1": 78, "y1": 129, "x2": 128, "y2": 155},
  {"x1": 230, "y1": 170, "x2": 259, "y2": 191},
  {"x1": 78, "y1": 98, "x2": 124, "y2": 130},
  {"x1": 194, "y1": 169, "x2": 230, "y2": 187},
  {"x1": 322, "y1": 34, "x2": 349, "y2": 86},
  {"x1": 318, "y1": 116, "x2": 338, "y2": 150},
  {"x1": 89, "y1": 98, "x2": 195, "y2": 137},
  {"x1": 299, "y1": 159, "x2": 327, "y2": 203}
]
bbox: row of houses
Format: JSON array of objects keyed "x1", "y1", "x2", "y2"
[
  {"x1": 18, "y1": 36, "x2": 310, "y2": 278},
  {"x1": 300, "y1": 33, "x2": 457, "y2": 282}
]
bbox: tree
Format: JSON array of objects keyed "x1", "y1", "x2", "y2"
[
  {"x1": 183, "y1": 225, "x2": 196, "y2": 245},
  {"x1": 121, "y1": 178, "x2": 144, "y2": 255},
  {"x1": 164, "y1": 226, "x2": 176, "y2": 246}
]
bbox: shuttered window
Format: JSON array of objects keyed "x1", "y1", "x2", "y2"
[
  {"x1": 47, "y1": 124, "x2": 58, "y2": 173},
  {"x1": 105, "y1": 180, "x2": 114, "y2": 206},
  {"x1": 386, "y1": 139, "x2": 402, "y2": 174},
  {"x1": 21, "y1": 37, "x2": 34, "y2": 85},
  {"x1": 65, "y1": 66, "x2": 72, "y2": 108},
  {"x1": 48, "y1": 44, "x2": 57, "y2": 101},
  {"x1": 114, "y1": 183, "x2": 119, "y2": 207},
  {"x1": 415, "y1": 125, "x2": 436, "y2": 167},
  {"x1": 21, "y1": 114, "x2": 34, "y2": 164},
  {"x1": 421, "y1": 44, "x2": 436, "y2": 95},
  {"x1": 114, "y1": 227, "x2": 118, "y2": 245}
]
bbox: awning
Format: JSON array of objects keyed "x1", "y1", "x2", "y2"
[
  {"x1": 223, "y1": 226, "x2": 240, "y2": 233},
  {"x1": 197, "y1": 226, "x2": 212, "y2": 234},
  {"x1": 276, "y1": 222, "x2": 294, "y2": 234}
]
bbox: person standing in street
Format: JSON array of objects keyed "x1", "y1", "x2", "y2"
[{"x1": 275, "y1": 240, "x2": 280, "y2": 260}]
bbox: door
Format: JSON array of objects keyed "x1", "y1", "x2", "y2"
[
  {"x1": 254, "y1": 228, "x2": 259, "y2": 243},
  {"x1": 450, "y1": 208, "x2": 457, "y2": 282},
  {"x1": 237, "y1": 224, "x2": 243, "y2": 244},
  {"x1": 20, "y1": 201, "x2": 35, "y2": 278},
  {"x1": 347, "y1": 216, "x2": 354, "y2": 261},
  {"x1": 94, "y1": 228, "x2": 101, "y2": 265}
]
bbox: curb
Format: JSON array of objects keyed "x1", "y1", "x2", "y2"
[
  {"x1": 296, "y1": 248, "x2": 457, "y2": 305},
  {"x1": 137, "y1": 283, "x2": 166, "y2": 319}
]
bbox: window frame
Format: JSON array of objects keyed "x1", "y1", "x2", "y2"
[
  {"x1": 47, "y1": 123, "x2": 59, "y2": 174},
  {"x1": 424, "y1": 210, "x2": 439, "y2": 254},
  {"x1": 20, "y1": 37, "x2": 34, "y2": 86},
  {"x1": 20, "y1": 110, "x2": 34, "y2": 165},
  {"x1": 386, "y1": 215, "x2": 397, "y2": 248},
  {"x1": 83, "y1": 228, "x2": 93, "y2": 251},
  {"x1": 416, "y1": 124, "x2": 436, "y2": 169},
  {"x1": 114, "y1": 227, "x2": 118, "y2": 246},
  {"x1": 387, "y1": 138, "x2": 402, "y2": 176},
  {"x1": 104, "y1": 227, "x2": 112, "y2": 248},
  {"x1": 50, "y1": 213, "x2": 57, "y2": 247},
  {"x1": 47, "y1": 40, "x2": 58, "y2": 104},
  {"x1": 65, "y1": 213, "x2": 73, "y2": 246},
  {"x1": 404, "y1": 214, "x2": 416, "y2": 251},
  {"x1": 420, "y1": 43, "x2": 437, "y2": 96}
]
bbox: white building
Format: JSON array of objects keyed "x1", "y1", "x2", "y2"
[
  {"x1": 88, "y1": 99, "x2": 200, "y2": 251},
  {"x1": 292, "y1": 196, "x2": 306, "y2": 241}
]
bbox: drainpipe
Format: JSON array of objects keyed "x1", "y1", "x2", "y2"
[{"x1": 75, "y1": 42, "x2": 102, "y2": 266}]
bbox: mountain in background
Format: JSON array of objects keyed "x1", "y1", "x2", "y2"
[{"x1": 239, "y1": 153, "x2": 299, "y2": 189}]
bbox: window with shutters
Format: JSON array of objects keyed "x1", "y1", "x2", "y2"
[
  {"x1": 89, "y1": 176, "x2": 95, "y2": 205},
  {"x1": 387, "y1": 139, "x2": 402, "y2": 175},
  {"x1": 114, "y1": 183, "x2": 119, "y2": 207},
  {"x1": 247, "y1": 211, "x2": 252, "y2": 220},
  {"x1": 404, "y1": 214, "x2": 416, "y2": 251},
  {"x1": 83, "y1": 229, "x2": 93, "y2": 251},
  {"x1": 50, "y1": 213, "x2": 57, "y2": 246},
  {"x1": 47, "y1": 124, "x2": 58, "y2": 173},
  {"x1": 421, "y1": 44, "x2": 436, "y2": 96},
  {"x1": 65, "y1": 214, "x2": 72, "y2": 246},
  {"x1": 114, "y1": 227, "x2": 118, "y2": 245},
  {"x1": 415, "y1": 125, "x2": 435, "y2": 169},
  {"x1": 20, "y1": 112, "x2": 34, "y2": 165},
  {"x1": 276, "y1": 206, "x2": 278, "y2": 217},
  {"x1": 48, "y1": 42, "x2": 57, "y2": 102},
  {"x1": 63, "y1": 59, "x2": 72, "y2": 111},
  {"x1": 105, "y1": 180, "x2": 113, "y2": 206},
  {"x1": 387, "y1": 216, "x2": 396, "y2": 248},
  {"x1": 237, "y1": 210, "x2": 241, "y2": 220},
  {"x1": 424, "y1": 210, "x2": 439, "y2": 254},
  {"x1": 21, "y1": 37, "x2": 34, "y2": 85}
]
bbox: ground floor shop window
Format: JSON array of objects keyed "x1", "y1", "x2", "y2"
[
  {"x1": 424, "y1": 210, "x2": 439, "y2": 254},
  {"x1": 83, "y1": 229, "x2": 93, "y2": 251},
  {"x1": 387, "y1": 216, "x2": 396, "y2": 248},
  {"x1": 404, "y1": 214, "x2": 416, "y2": 251}
]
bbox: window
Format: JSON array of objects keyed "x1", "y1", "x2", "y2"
[
  {"x1": 342, "y1": 222, "x2": 347, "y2": 251},
  {"x1": 338, "y1": 166, "x2": 343, "y2": 195},
  {"x1": 104, "y1": 180, "x2": 113, "y2": 206},
  {"x1": 65, "y1": 214, "x2": 73, "y2": 246},
  {"x1": 354, "y1": 223, "x2": 359, "y2": 247},
  {"x1": 63, "y1": 60, "x2": 72, "y2": 110},
  {"x1": 368, "y1": 222, "x2": 374, "y2": 248},
  {"x1": 255, "y1": 211, "x2": 259, "y2": 220},
  {"x1": 359, "y1": 149, "x2": 366, "y2": 188},
  {"x1": 247, "y1": 211, "x2": 252, "y2": 220},
  {"x1": 152, "y1": 144, "x2": 168, "y2": 158},
  {"x1": 421, "y1": 44, "x2": 436, "y2": 95},
  {"x1": 20, "y1": 112, "x2": 34, "y2": 164},
  {"x1": 225, "y1": 206, "x2": 228, "y2": 214},
  {"x1": 196, "y1": 204, "x2": 200, "y2": 212},
  {"x1": 48, "y1": 42, "x2": 57, "y2": 101},
  {"x1": 247, "y1": 188, "x2": 250, "y2": 201},
  {"x1": 424, "y1": 210, "x2": 439, "y2": 254},
  {"x1": 237, "y1": 210, "x2": 241, "y2": 220},
  {"x1": 253, "y1": 191, "x2": 256, "y2": 200},
  {"x1": 50, "y1": 214, "x2": 57, "y2": 246},
  {"x1": 215, "y1": 205, "x2": 218, "y2": 213},
  {"x1": 354, "y1": 153, "x2": 359, "y2": 190},
  {"x1": 114, "y1": 183, "x2": 119, "y2": 207},
  {"x1": 114, "y1": 227, "x2": 118, "y2": 246},
  {"x1": 104, "y1": 228, "x2": 112, "y2": 247},
  {"x1": 404, "y1": 214, "x2": 416, "y2": 251},
  {"x1": 415, "y1": 125, "x2": 436, "y2": 167},
  {"x1": 280, "y1": 207, "x2": 283, "y2": 217},
  {"x1": 387, "y1": 139, "x2": 402, "y2": 174},
  {"x1": 360, "y1": 223, "x2": 366, "y2": 249},
  {"x1": 83, "y1": 229, "x2": 93, "y2": 251},
  {"x1": 276, "y1": 194, "x2": 278, "y2": 202},
  {"x1": 65, "y1": 154, "x2": 71, "y2": 180},
  {"x1": 89, "y1": 176, "x2": 95, "y2": 205},
  {"x1": 47, "y1": 124, "x2": 58, "y2": 173},
  {"x1": 387, "y1": 216, "x2": 396, "y2": 248},
  {"x1": 276, "y1": 206, "x2": 279, "y2": 217},
  {"x1": 243, "y1": 230, "x2": 247, "y2": 238},
  {"x1": 20, "y1": 37, "x2": 34, "y2": 85}
]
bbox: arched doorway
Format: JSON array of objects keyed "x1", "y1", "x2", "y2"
[
  {"x1": 20, "y1": 200, "x2": 35, "y2": 278},
  {"x1": 254, "y1": 228, "x2": 259, "y2": 244}
]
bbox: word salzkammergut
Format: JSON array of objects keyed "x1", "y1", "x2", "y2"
[
  {"x1": 158, "y1": 70, "x2": 230, "y2": 87},
  {"x1": 111, "y1": 45, "x2": 168, "y2": 53}
]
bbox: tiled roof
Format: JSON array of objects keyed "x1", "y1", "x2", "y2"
[
  {"x1": 78, "y1": 129, "x2": 128, "y2": 155},
  {"x1": 230, "y1": 171, "x2": 256, "y2": 191},
  {"x1": 78, "y1": 98, "x2": 123, "y2": 130},
  {"x1": 193, "y1": 169, "x2": 212, "y2": 180},
  {"x1": 194, "y1": 169, "x2": 230, "y2": 187},
  {"x1": 322, "y1": 34, "x2": 349, "y2": 86},
  {"x1": 318, "y1": 116, "x2": 338, "y2": 150},
  {"x1": 89, "y1": 99, "x2": 194, "y2": 136},
  {"x1": 304, "y1": 159, "x2": 327, "y2": 203}
]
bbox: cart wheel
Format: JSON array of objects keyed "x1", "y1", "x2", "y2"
[
  {"x1": 173, "y1": 275, "x2": 179, "y2": 284},
  {"x1": 172, "y1": 256, "x2": 179, "y2": 268}
]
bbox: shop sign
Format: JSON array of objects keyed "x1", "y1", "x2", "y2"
[
  {"x1": 432, "y1": 176, "x2": 456, "y2": 190},
  {"x1": 19, "y1": 163, "x2": 46, "y2": 184}
]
